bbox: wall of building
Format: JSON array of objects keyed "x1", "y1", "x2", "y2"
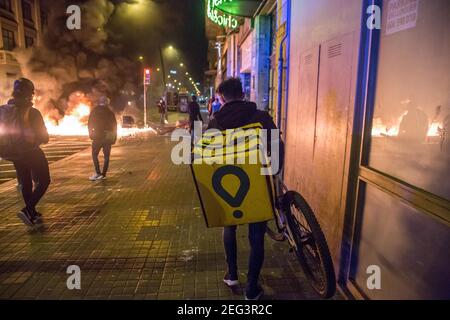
[
  {"x1": 0, "y1": 0, "x2": 42, "y2": 50},
  {"x1": 272, "y1": 0, "x2": 288, "y2": 129},
  {"x1": 284, "y1": 0, "x2": 363, "y2": 277},
  {"x1": 0, "y1": 0, "x2": 43, "y2": 99},
  {"x1": 251, "y1": 15, "x2": 271, "y2": 111}
]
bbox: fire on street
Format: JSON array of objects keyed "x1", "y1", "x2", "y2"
[{"x1": 0, "y1": 0, "x2": 448, "y2": 308}]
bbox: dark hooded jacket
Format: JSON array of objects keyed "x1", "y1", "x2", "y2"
[
  {"x1": 188, "y1": 101, "x2": 203, "y2": 128},
  {"x1": 88, "y1": 105, "x2": 117, "y2": 143},
  {"x1": 207, "y1": 100, "x2": 284, "y2": 172},
  {"x1": 0, "y1": 99, "x2": 49, "y2": 152}
]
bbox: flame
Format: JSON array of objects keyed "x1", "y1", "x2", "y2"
[
  {"x1": 372, "y1": 112, "x2": 443, "y2": 138},
  {"x1": 45, "y1": 103, "x2": 91, "y2": 136},
  {"x1": 44, "y1": 101, "x2": 156, "y2": 137},
  {"x1": 427, "y1": 122, "x2": 442, "y2": 137}
]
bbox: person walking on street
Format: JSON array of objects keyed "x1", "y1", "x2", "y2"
[
  {"x1": 158, "y1": 98, "x2": 167, "y2": 125},
  {"x1": 88, "y1": 96, "x2": 117, "y2": 181},
  {"x1": 188, "y1": 95, "x2": 203, "y2": 141},
  {"x1": 207, "y1": 77, "x2": 284, "y2": 301},
  {"x1": 0, "y1": 78, "x2": 50, "y2": 226}
]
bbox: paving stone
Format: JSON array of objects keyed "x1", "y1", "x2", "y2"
[{"x1": 0, "y1": 134, "x2": 326, "y2": 300}]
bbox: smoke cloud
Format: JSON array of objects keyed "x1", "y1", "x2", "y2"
[{"x1": 14, "y1": 0, "x2": 140, "y2": 122}]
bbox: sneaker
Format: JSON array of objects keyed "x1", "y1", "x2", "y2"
[
  {"x1": 223, "y1": 273, "x2": 239, "y2": 287},
  {"x1": 245, "y1": 286, "x2": 264, "y2": 301},
  {"x1": 32, "y1": 216, "x2": 43, "y2": 225},
  {"x1": 99, "y1": 175, "x2": 106, "y2": 180},
  {"x1": 89, "y1": 174, "x2": 102, "y2": 181},
  {"x1": 17, "y1": 208, "x2": 34, "y2": 226},
  {"x1": 31, "y1": 209, "x2": 42, "y2": 218},
  {"x1": 30, "y1": 209, "x2": 43, "y2": 224}
]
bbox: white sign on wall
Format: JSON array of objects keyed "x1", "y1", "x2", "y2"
[{"x1": 386, "y1": 0, "x2": 419, "y2": 35}]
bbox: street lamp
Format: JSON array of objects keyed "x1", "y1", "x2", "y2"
[{"x1": 143, "y1": 68, "x2": 151, "y2": 128}]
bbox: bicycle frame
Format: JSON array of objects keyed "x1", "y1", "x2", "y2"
[{"x1": 270, "y1": 175, "x2": 299, "y2": 249}]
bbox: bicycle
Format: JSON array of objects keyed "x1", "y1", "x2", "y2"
[{"x1": 266, "y1": 174, "x2": 337, "y2": 299}]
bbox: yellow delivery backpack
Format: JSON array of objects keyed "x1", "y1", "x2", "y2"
[{"x1": 191, "y1": 122, "x2": 275, "y2": 228}]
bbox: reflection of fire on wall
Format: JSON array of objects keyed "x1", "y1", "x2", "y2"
[{"x1": 371, "y1": 103, "x2": 447, "y2": 146}]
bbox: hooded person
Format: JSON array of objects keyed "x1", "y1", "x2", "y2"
[
  {"x1": 0, "y1": 78, "x2": 50, "y2": 226},
  {"x1": 207, "y1": 77, "x2": 284, "y2": 300},
  {"x1": 87, "y1": 96, "x2": 117, "y2": 181},
  {"x1": 188, "y1": 96, "x2": 202, "y2": 128}
]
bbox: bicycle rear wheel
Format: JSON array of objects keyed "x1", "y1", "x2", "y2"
[{"x1": 283, "y1": 191, "x2": 336, "y2": 299}]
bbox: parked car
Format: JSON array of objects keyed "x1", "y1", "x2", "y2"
[{"x1": 122, "y1": 115, "x2": 135, "y2": 128}]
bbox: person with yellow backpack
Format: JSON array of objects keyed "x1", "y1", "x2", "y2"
[{"x1": 207, "y1": 77, "x2": 284, "y2": 300}]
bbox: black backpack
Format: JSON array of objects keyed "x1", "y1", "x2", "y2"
[{"x1": 0, "y1": 104, "x2": 23, "y2": 161}]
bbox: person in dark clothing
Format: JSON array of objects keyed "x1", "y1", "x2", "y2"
[
  {"x1": 188, "y1": 95, "x2": 203, "y2": 143},
  {"x1": 188, "y1": 95, "x2": 203, "y2": 131},
  {"x1": 207, "y1": 77, "x2": 284, "y2": 301},
  {"x1": 158, "y1": 98, "x2": 167, "y2": 125},
  {"x1": 88, "y1": 96, "x2": 117, "y2": 181},
  {"x1": 2, "y1": 78, "x2": 51, "y2": 226}
]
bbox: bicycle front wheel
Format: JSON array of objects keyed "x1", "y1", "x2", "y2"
[{"x1": 283, "y1": 191, "x2": 336, "y2": 299}]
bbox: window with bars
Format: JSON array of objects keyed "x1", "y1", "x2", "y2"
[
  {"x1": 0, "y1": 0, "x2": 12, "y2": 12},
  {"x1": 22, "y1": 0, "x2": 33, "y2": 22},
  {"x1": 2, "y1": 29, "x2": 15, "y2": 51}
]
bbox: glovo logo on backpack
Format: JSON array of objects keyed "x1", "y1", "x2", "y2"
[{"x1": 191, "y1": 123, "x2": 275, "y2": 228}]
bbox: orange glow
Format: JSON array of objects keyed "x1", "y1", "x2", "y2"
[
  {"x1": 372, "y1": 113, "x2": 443, "y2": 138},
  {"x1": 43, "y1": 95, "x2": 156, "y2": 137},
  {"x1": 45, "y1": 103, "x2": 91, "y2": 136}
]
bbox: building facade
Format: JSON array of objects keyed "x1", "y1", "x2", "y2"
[
  {"x1": 0, "y1": 0, "x2": 45, "y2": 96},
  {"x1": 283, "y1": 0, "x2": 449, "y2": 300},
  {"x1": 206, "y1": 0, "x2": 287, "y2": 114},
  {"x1": 206, "y1": 0, "x2": 450, "y2": 299}
]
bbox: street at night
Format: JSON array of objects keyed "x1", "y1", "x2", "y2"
[
  {"x1": 0, "y1": 128, "x2": 321, "y2": 300},
  {"x1": 0, "y1": 0, "x2": 448, "y2": 311}
]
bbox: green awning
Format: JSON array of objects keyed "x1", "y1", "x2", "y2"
[{"x1": 216, "y1": 0, "x2": 265, "y2": 18}]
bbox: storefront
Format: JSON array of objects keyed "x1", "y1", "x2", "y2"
[
  {"x1": 284, "y1": 0, "x2": 450, "y2": 299},
  {"x1": 344, "y1": 0, "x2": 450, "y2": 299},
  {"x1": 207, "y1": 0, "x2": 274, "y2": 111}
]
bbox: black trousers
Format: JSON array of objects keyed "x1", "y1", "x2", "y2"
[
  {"x1": 13, "y1": 148, "x2": 51, "y2": 211},
  {"x1": 223, "y1": 222, "x2": 267, "y2": 290},
  {"x1": 92, "y1": 141, "x2": 112, "y2": 176}
]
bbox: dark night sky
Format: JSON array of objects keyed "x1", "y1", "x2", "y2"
[
  {"x1": 107, "y1": 0, "x2": 208, "y2": 84},
  {"x1": 42, "y1": 0, "x2": 208, "y2": 86}
]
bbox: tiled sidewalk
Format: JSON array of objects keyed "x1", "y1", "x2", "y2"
[{"x1": 0, "y1": 135, "x2": 321, "y2": 300}]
